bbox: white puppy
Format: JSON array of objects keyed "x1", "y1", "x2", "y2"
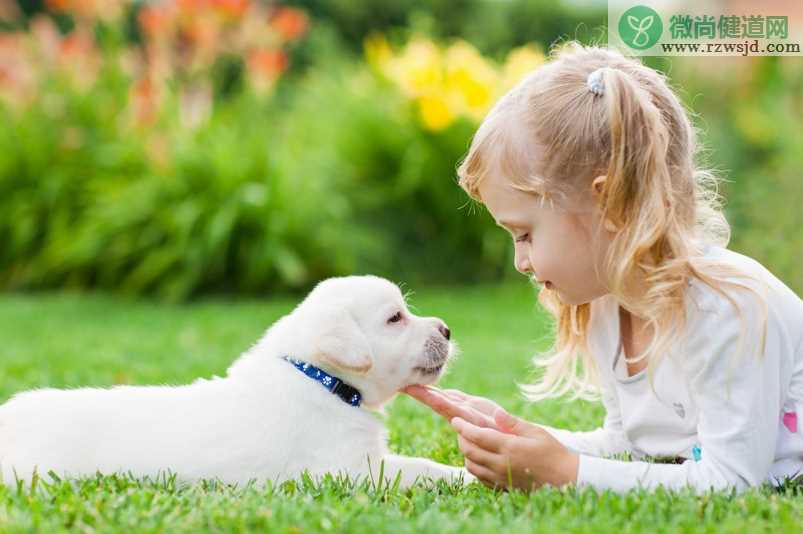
[{"x1": 0, "y1": 275, "x2": 473, "y2": 488}]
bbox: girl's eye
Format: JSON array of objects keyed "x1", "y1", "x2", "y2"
[
  {"x1": 387, "y1": 312, "x2": 403, "y2": 324},
  {"x1": 515, "y1": 233, "x2": 530, "y2": 243}
]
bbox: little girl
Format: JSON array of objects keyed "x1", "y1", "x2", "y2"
[{"x1": 405, "y1": 42, "x2": 803, "y2": 494}]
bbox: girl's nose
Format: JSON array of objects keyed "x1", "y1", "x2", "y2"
[{"x1": 514, "y1": 249, "x2": 532, "y2": 274}]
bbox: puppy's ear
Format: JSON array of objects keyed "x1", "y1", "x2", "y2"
[{"x1": 302, "y1": 305, "x2": 373, "y2": 374}]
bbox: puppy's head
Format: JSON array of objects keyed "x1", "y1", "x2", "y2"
[{"x1": 288, "y1": 275, "x2": 454, "y2": 408}]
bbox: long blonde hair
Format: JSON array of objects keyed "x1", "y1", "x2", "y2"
[{"x1": 456, "y1": 41, "x2": 769, "y2": 401}]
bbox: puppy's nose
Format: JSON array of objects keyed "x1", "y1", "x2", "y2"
[{"x1": 438, "y1": 323, "x2": 451, "y2": 340}]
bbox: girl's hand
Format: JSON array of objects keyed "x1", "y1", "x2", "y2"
[
  {"x1": 402, "y1": 385, "x2": 505, "y2": 429},
  {"x1": 451, "y1": 412, "x2": 579, "y2": 490},
  {"x1": 402, "y1": 385, "x2": 579, "y2": 490}
]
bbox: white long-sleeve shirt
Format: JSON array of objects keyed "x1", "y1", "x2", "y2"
[{"x1": 540, "y1": 244, "x2": 803, "y2": 493}]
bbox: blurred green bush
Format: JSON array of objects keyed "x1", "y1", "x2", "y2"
[
  {"x1": 286, "y1": 0, "x2": 605, "y2": 58},
  {"x1": 669, "y1": 56, "x2": 803, "y2": 293},
  {"x1": 0, "y1": 5, "x2": 518, "y2": 300},
  {"x1": 0, "y1": 58, "x2": 511, "y2": 300}
]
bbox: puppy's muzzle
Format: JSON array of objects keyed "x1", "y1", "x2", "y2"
[{"x1": 414, "y1": 322, "x2": 452, "y2": 375}]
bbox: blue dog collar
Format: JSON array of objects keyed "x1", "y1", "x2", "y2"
[{"x1": 283, "y1": 356, "x2": 362, "y2": 407}]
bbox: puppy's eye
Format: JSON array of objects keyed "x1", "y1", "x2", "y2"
[{"x1": 387, "y1": 312, "x2": 403, "y2": 324}]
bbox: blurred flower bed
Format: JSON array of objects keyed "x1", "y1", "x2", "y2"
[
  {"x1": 0, "y1": 0, "x2": 544, "y2": 300},
  {"x1": 0, "y1": 0, "x2": 800, "y2": 300}
]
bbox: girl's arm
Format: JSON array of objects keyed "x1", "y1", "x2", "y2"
[
  {"x1": 404, "y1": 374, "x2": 630, "y2": 462},
  {"x1": 536, "y1": 376, "x2": 630, "y2": 458},
  {"x1": 578, "y1": 291, "x2": 787, "y2": 493},
  {"x1": 404, "y1": 384, "x2": 629, "y2": 458}
]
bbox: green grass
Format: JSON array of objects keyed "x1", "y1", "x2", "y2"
[{"x1": 1, "y1": 284, "x2": 801, "y2": 532}]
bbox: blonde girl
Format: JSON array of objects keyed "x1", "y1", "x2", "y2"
[{"x1": 405, "y1": 42, "x2": 803, "y2": 493}]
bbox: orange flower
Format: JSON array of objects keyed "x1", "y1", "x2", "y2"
[
  {"x1": 269, "y1": 7, "x2": 308, "y2": 41},
  {"x1": 58, "y1": 33, "x2": 87, "y2": 58},
  {"x1": 45, "y1": 0, "x2": 123, "y2": 21},
  {"x1": 246, "y1": 48, "x2": 287, "y2": 92},
  {"x1": 138, "y1": 5, "x2": 170, "y2": 37},
  {"x1": 247, "y1": 48, "x2": 287, "y2": 77},
  {"x1": 213, "y1": 0, "x2": 250, "y2": 19},
  {"x1": 177, "y1": 0, "x2": 207, "y2": 14},
  {"x1": 130, "y1": 76, "x2": 159, "y2": 126},
  {"x1": 0, "y1": 33, "x2": 38, "y2": 108},
  {"x1": 45, "y1": 0, "x2": 71, "y2": 11}
]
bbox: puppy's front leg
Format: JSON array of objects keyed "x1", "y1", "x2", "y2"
[{"x1": 373, "y1": 454, "x2": 475, "y2": 489}]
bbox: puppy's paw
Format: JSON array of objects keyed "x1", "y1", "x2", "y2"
[{"x1": 457, "y1": 466, "x2": 478, "y2": 485}]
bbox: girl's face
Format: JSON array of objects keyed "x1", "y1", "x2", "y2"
[{"x1": 476, "y1": 171, "x2": 613, "y2": 305}]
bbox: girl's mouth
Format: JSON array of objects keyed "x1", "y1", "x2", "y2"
[{"x1": 533, "y1": 278, "x2": 552, "y2": 289}]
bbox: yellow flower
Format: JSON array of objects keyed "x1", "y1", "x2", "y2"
[
  {"x1": 387, "y1": 36, "x2": 442, "y2": 97},
  {"x1": 444, "y1": 40, "x2": 497, "y2": 121},
  {"x1": 368, "y1": 34, "x2": 547, "y2": 130},
  {"x1": 417, "y1": 93, "x2": 454, "y2": 131}
]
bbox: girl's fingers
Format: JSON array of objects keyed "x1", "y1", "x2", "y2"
[
  {"x1": 451, "y1": 417, "x2": 506, "y2": 453},
  {"x1": 457, "y1": 434, "x2": 502, "y2": 471},
  {"x1": 494, "y1": 408, "x2": 543, "y2": 438},
  {"x1": 441, "y1": 389, "x2": 502, "y2": 416},
  {"x1": 443, "y1": 388, "x2": 491, "y2": 408},
  {"x1": 403, "y1": 386, "x2": 453, "y2": 414},
  {"x1": 441, "y1": 388, "x2": 470, "y2": 401},
  {"x1": 468, "y1": 397, "x2": 503, "y2": 416},
  {"x1": 464, "y1": 458, "x2": 501, "y2": 489},
  {"x1": 462, "y1": 408, "x2": 496, "y2": 429},
  {"x1": 401, "y1": 384, "x2": 434, "y2": 399},
  {"x1": 404, "y1": 387, "x2": 497, "y2": 429},
  {"x1": 444, "y1": 401, "x2": 496, "y2": 429}
]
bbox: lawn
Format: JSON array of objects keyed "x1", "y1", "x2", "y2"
[{"x1": 0, "y1": 284, "x2": 801, "y2": 532}]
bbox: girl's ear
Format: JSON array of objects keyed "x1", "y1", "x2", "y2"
[
  {"x1": 591, "y1": 175, "x2": 619, "y2": 232},
  {"x1": 592, "y1": 175, "x2": 607, "y2": 196}
]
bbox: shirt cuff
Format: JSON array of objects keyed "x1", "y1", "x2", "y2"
[
  {"x1": 578, "y1": 454, "x2": 702, "y2": 493},
  {"x1": 577, "y1": 454, "x2": 649, "y2": 493}
]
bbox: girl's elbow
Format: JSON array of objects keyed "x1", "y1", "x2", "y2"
[{"x1": 691, "y1": 460, "x2": 766, "y2": 494}]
